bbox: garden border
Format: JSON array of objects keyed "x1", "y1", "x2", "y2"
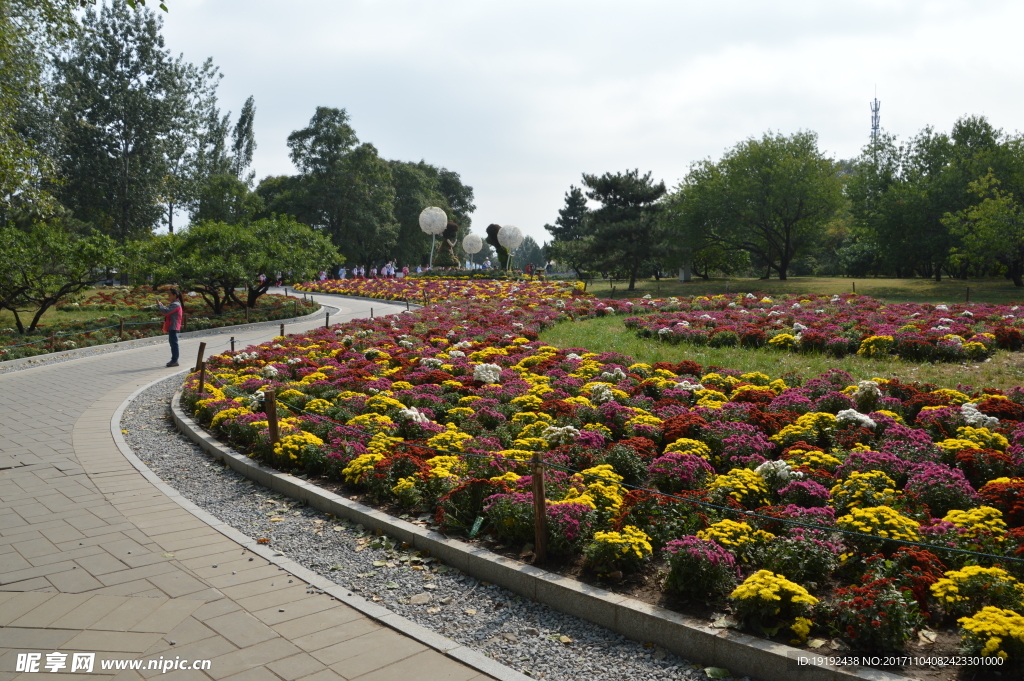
[
  {"x1": 170, "y1": 391, "x2": 913, "y2": 681},
  {"x1": 109, "y1": 374, "x2": 528, "y2": 681},
  {"x1": 0, "y1": 298, "x2": 337, "y2": 371}
]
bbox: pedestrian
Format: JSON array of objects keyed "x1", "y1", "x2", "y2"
[
  {"x1": 338, "y1": 266, "x2": 346, "y2": 279},
  {"x1": 157, "y1": 288, "x2": 184, "y2": 368}
]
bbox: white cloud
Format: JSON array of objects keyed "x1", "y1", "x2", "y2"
[{"x1": 160, "y1": 0, "x2": 1024, "y2": 246}]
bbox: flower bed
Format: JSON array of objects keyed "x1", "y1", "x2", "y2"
[
  {"x1": 625, "y1": 293, "x2": 1024, "y2": 363},
  {"x1": 295, "y1": 277, "x2": 589, "y2": 306},
  {"x1": 184, "y1": 279, "x2": 1024, "y2": 671},
  {"x1": 0, "y1": 289, "x2": 318, "y2": 361}
]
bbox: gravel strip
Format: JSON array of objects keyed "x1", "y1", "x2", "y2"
[{"x1": 122, "y1": 375, "x2": 752, "y2": 681}]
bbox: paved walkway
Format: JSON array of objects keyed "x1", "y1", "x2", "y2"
[{"x1": 0, "y1": 293, "x2": 492, "y2": 681}]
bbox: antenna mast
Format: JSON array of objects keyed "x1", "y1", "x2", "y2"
[{"x1": 870, "y1": 94, "x2": 881, "y2": 142}]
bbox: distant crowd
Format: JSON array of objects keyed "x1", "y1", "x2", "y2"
[{"x1": 319, "y1": 258, "x2": 503, "y2": 281}]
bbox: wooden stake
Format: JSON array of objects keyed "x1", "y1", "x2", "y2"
[
  {"x1": 245, "y1": 306, "x2": 249, "y2": 323},
  {"x1": 852, "y1": 281, "x2": 856, "y2": 294},
  {"x1": 279, "y1": 323, "x2": 285, "y2": 338},
  {"x1": 119, "y1": 318, "x2": 124, "y2": 339},
  {"x1": 194, "y1": 342, "x2": 207, "y2": 372},
  {"x1": 294, "y1": 300, "x2": 297, "y2": 317},
  {"x1": 266, "y1": 388, "x2": 280, "y2": 446},
  {"x1": 197, "y1": 361, "x2": 206, "y2": 396},
  {"x1": 370, "y1": 307, "x2": 374, "y2": 319},
  {"x1": 325, "y1": 312, "x2": 330, "y2": 328},
  {"x1": 531, "y1": 451, "x2": 548, "y2": 564},
  {"x1": 230, "y1": 336, "x2": 235, "y2": 353}
]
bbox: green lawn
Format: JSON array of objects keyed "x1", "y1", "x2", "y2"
[
  {"x1": 539, "y1": 314, "x2": 1024, "y2": 393},
  {"x1": 580, "y1": 275, "x2": 1024, "y2": 305}
]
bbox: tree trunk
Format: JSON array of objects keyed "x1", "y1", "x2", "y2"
[
  {"x1": 11, "y1": 309, "x2": 25, "y2": 335},
  {"x1": 934, "y1": 264, "x2": 942, "y2": 282},
  {"x1": 778, "y1": 256, "x2": 790, "y2": 281}
]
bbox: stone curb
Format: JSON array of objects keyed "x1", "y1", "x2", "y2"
[
  {"x1": 109, "y1": 375, "x2": 529, "y2": 681},
  {"x1": 169, "y1": 392, "x2": 914, "y2": 681},
  {"x1": 1, "y1": 299, "x2": 337, "y2": 370}
]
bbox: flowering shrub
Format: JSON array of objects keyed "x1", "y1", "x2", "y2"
[
  {"x1": 836, "y1": 506, "x2": 921, "y2": 554},
  {"x1": 959, "y1": 606, "x2": 1024, "y2": 664},
  {"x1": 762, "y1": 528, "x2": 842, "y2": 585},
  {"x1": 829, "y1": 471, "x2": 898, "y2": 515},
  {"x1": 824, "y1": 578, "x2": 923, "y2": 652},
  {"x1": 729, "y1": 570, "x2": 818, "y2": 631},
  {"x1": 697, "y1": 519, "x2": 774, "y2": 563},
  {"x1": 648, "y1": 453, "x2": 715, "y2": 493},
  {"x1": 931, "y1": 566, "x2": 1024, "y2": 619},
  {"x1": 980, "y1": 478, "x2": 1024, "y2": 527},
  {"x1": 708, "y1": 468, "x2": 772, "y2": 508},
  {"x1": 663, "y1": 536, "x2": 737, "y2": 601},
  {"x1": 584, "y1": 526, "x2": 653, "y2": 573},
  {"x1": 905, "y1": 463, "x2": 979, "y2": 517}
]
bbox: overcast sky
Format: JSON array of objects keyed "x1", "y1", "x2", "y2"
[{"x1": 160, "y1": 0, "x2": 1024, "y2": 245}]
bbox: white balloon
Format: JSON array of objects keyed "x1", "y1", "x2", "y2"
[
  {"x1": 497, "y1": 224, "x2": 523, "y2": 250},
  {"x1": 418, "y1": 206, "x2": 447, "y2": 235},
  {"x1": 462, "y1": 234, "x2": 483, "y2": 254}
]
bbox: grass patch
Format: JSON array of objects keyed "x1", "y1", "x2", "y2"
[
  {"x1": 539, "y1": 314, "x2": 1024, "y2": 392},
  {"x1": 582, "y1": 275, "x2": 1024, "y2": 305}
]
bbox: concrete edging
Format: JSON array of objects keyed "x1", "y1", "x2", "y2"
[
  {"x1": 108, "y1": 375, "x2": 529, "y2": 681},
  {"x1": 169, "y1": 391, "x2": 912, "y2": 681}
]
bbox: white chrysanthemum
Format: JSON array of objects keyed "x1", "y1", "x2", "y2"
[
  {"x1": 854, "y1": 380, "x2": 881, "y2": 404},
  {"x1": 601, "y1": 368, "x2": 627, "y2": 383},
  {"x1": 420, "y1": 357, "x2": 443, "y2": 369},
  {"x1": 746, "y1": 293, "x2": 756, "y2": 299},
  {"x1": 589, "y1": 383, "x2": 615, "y2": 404},
  {"x1": 755, "y1": 459, "x2": 802, "y2": 490},
  {"x1": 473, "y1": 363, "x2": 502, "y2": 384},
  {"x1": 566, "y1": 353, "x2": 582, "y2": 361},
  {"x1": 935, "y1": 304, "x2": 949, "y2": 311},
  {"x1": 961, "y1": 402, "x2": 999, "y2": 429},
  {"x1": 398, "y1": 406, "x2": 430, "y2": 424},
  {"x1": 837, "y1": 408, "x2": 877, "y2": 430},
  {"x1": 447, "y1": 350, "x2": 465, "y2": 359},
  {"x1": 542, "y1": 425, "x2": 580, "y2": 447},
  {"x1": 249, "y1": 390, "x2": 264, "y2": 410},
  {"x1": 398, "y1": 340, "x2": 414, "y2": 349},
  {"x1": 674, "y1": 380, "x2": 704, "y2": 392},
  {"x1": 261, "y1": 365, "x2": 279, "y2": 378}
]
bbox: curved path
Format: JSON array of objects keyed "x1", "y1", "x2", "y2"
[{"x1": 0, "y1": 292, "x2": 496, "y2": 681}]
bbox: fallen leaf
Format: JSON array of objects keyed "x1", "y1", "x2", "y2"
[
  {"x1": 161, "y1": 553, "x2": 174, "y2": 558},
  {"x1": 807, "y1": 639, "x2": 827, "y2": 649},
  {"x1": 711, "y1": 616, "x2": 739, "y2": 629},
  {"x1": 269, "y1": 517, "x2": 283, "y2": 522},
  {"x1": 918, "y1": 630, "x2": 938, "y2": 645},
  {"x1": 464, "y1": 608, "x2": 476, "y2": 615},
  {"x1": 372, "y1": 560, "x2": 386, "y2": 567},
  {"x1": 385, "y1": 582, "x2": 399, "y2": 589},
  {"x1": 426, "y1": 606, "x2": 441, "y2": 614},
  {"x1": 704, "y1": 668, "x2": 731, "y2": 679},
  {"x1": 257, "y1": 538, "x2": 270, "y2": 544},
  {"x1": 559, "y1": 635, "x2": 572, "y2": 644}
]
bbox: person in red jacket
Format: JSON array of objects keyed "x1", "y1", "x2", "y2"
[{"x1": 157, "y1": 289, "x2": 184, "y2": 367}]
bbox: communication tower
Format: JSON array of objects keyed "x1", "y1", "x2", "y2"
[{"x1": 870, "y1": 97, "x2": 881, "y2": 141}]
